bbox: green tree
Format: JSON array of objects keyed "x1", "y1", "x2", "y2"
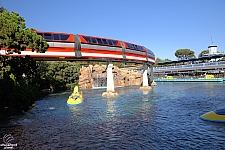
[
  {"x1": 175, "y1": 49, "x2": 195, "y2": 59},
  {"x1": 38, "y1": 61, "x2": 81, "y2": 92},
  {"x1": 155, "y1": 58, "x2": 172, "y2": 67},
  {"x1": 0, "y1": 7, "x2": 49, "y2": 82},
  {"x1": 0, "y1": 7, "x2": 49, "y2": 115},
  {"x1": 0, "y1": 56, "x2": 41, "y2": 113},
  {"x1": 155, "y1": 58, "x2": 162, "y2": 64},
  {"x1": 0, "y1": 5, "x2": 7, "y2": 13},
  {"x1": 198, "y1": 50, "x2": 209, "y2": 57},
  {"x1": 164, "y1": 58, "x2": 172, "y2": 62},
  {"x1": 155, "y1": 57, "x2": 172, "y2": 63},
  {"x1": 0, "y1": 11, "x2": 48, "y2": 53},
  {"x1": 221, "y1": 57, "x2": 225, "y2": 61}
]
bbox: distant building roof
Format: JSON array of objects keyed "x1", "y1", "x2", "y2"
[{"x1": 208, "y1": 45, "x2": 217, "y2": 48}]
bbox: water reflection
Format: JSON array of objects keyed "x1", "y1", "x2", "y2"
[
  {"x1": 106, "y1": 99, "x2": 116, "y2": 118},
  {"x1": 68, "y1": 106, "x2": 77, "y2": 117},
  {"x1": 142, "y1": 90, "x2": 149, "y2": 95}
]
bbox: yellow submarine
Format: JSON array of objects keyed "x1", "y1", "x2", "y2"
[
  {"x1": 200, "y1": 109, "x2": 225, "y2": 123},
  {"x1": 67, "y1": 85, "x2": 83, "y2": 106}
]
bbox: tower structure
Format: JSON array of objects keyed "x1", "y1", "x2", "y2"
[
  {"x1": 208, "y1": 36, "x2": 217, "y2": 55},
  {"x1": 208, "y1": 45, "x2": 217, "y2": 55}
]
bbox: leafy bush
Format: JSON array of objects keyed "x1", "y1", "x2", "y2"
[{"x1": 38, "y1": 61, "x2": 81, "y2": 92}]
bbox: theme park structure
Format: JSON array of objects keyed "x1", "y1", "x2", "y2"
[{"x1": 0, "y1": 31, "x2": 156, "y2": 97}]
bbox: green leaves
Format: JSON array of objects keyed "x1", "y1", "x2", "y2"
[
  {"x1": 198, "y1": 50, "x2": 209, "y2": 57},
  {"x1": 38, "y1": 61, "x2": 81, "y2": 92},
  {"x1": 155, "y1": 57, "x2": 172, "y2": 63},
  {"x1": 175, "y1": 49, "x2": 195, "y2": 59},
  {"x1": 0, "y1": 5, "x2": 7, "y2": 13},
  {"x1": 0, "y1": 11, "x2": 48, "y2": 52},
  {"x1": 0, "y1": 6, "x2": 49, "y2": 114}
]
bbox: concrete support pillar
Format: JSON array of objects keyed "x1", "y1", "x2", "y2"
[
  {"x1": 102, "y1": 62, "x2": 119, "y2": 98},
  {"x1": 142, "y1": 68, "x2": 149, "y2": 86},
  {"x1": 150, "y1": 65, "x2": 157, "y2": 86},
  {"x1": 150, "y1": 66, "x2": 154, "y2": 83},
  {"x1": 106, "y1": 62, "x2": 114, "y2": 92},
  {"x1": 140, "y1": 64, "x2": 151, "y2": 92}
]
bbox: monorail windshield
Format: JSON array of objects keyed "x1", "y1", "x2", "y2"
[{"x1": 147, "y1": 49, "x2": 155, "y2": 56}]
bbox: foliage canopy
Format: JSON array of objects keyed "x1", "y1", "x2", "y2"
[
  {"x1": 0, "y1": 11, "x2": 48, "y2": 53},
  {"x1": 155, "y1": 58, "x2": 172, "y2": 64},
  {"x1": 38, "y1": 61, "x2": 81, "y2": 91},
  {"x1": 174, "y1": 49, "x2": 195, "y2": 59},
  {"x1": 0, "y1": 6, "x2": 49, "y2": 115},
  {"x1": 198, "y1": 50, "x2": 209, "y2": 57}
]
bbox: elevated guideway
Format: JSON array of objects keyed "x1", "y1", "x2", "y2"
[{"x1": 0, "y1": 30, "x2": 156, "y2": 97}]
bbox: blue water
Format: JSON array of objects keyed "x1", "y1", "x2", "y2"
[{"x1": 0, "y1": 83, "x2": 225, "y2": 149}]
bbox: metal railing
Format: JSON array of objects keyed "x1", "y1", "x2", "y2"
[{"x1": 154, "y1": 61, "x2": 225, "y2": 71}]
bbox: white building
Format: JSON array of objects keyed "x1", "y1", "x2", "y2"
[{"x1": 208, "y1": 45, "x2": 218, "y2": 55}]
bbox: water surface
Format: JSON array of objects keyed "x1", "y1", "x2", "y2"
[{"x1": 0, "y1": 83, "x2": 225, "y2": 149}]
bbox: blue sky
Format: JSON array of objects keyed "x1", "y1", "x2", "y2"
[{"x1": 2, "y1": 0, "x2": 225, "y2": 60}]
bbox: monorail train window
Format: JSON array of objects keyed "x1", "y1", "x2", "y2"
[
  {"x1": 44, "y1": 33, "x2": 52, "y2": 40},
  {"x1": 127, "y1": 43, "x2": 135, "y2": 49},
  {"x1": 83, "y1": 36, "x2": 92, "y2": 43},
  {"x1": 96, "y1": 38, "x2": 103, "y2": 44},
  {"x1": 107, "y1": 40, "x2": 114, "y2": 45},
  {"x1": 90, "y1": 38, "x2": 97, "y2": 44},
  {"x1": 102, "y1": 39, "x2": 108, "y2": 45},
  {"x1": 137, "y1": 46, "x2": 143, "y2": 51},
  {"x1": 134, "y1": 45, "x2": 139, "y2": 50},
  {"x1": 112, "y1": 40, "x2": 118, "y2": 46},
  {"x1": 127, "y1": 43, "x2": 132, "y2": 49},
  {"x1": 60, "y1": 34, "x2": 70, "y2": 40},
  {"x1": 53, "y1": 34, "x2": 60, "y2": 40},
  {"x1": 126, "y1": 43, "x2": 130, "y2": 48}
]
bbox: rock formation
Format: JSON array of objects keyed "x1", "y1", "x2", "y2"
[
  {"x1": 151, "y1": 80, "x2": 157, "y2": 86},
  {"x1": 79, "y1": 65, "x2": 93, "y2": 89},
  {"x1": 79, "y1": 64, "x2": 145, "y2": 89},
  {"x1": 102, "y1": 91, "x2": 119, "y2": 98}
]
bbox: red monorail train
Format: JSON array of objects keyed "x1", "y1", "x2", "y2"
[{"x1": 0, "y1": 31, "x2": 155, "y2": 64}]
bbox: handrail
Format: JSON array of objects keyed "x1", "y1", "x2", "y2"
[{"x1": 154, "y1": 61, "x2": 225, "y2": 70}]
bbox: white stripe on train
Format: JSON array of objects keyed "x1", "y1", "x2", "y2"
[{"x1": 6, "y1": 51, "x2": 154, "y2": 62}]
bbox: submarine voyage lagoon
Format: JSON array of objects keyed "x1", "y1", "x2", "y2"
[{"x1": 0, "y1": 82, "x2": 225, "y2": 149}]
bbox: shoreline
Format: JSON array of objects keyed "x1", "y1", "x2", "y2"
[{"x1": 0, "y1": 89, "x2": 51, "y2": 124}]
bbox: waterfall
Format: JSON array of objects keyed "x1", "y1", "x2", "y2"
[{"x1": 92, "y1": 74, "x2": 107, "y2": 88}]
